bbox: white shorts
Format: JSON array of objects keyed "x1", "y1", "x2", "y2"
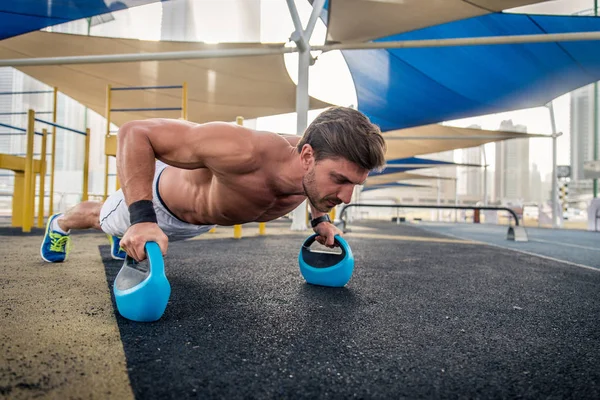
[{"x1": 99, "y1": 162, "x2": 215, "y2": 241}]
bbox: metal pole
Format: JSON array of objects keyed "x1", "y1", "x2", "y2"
[
  {"x1": 49, "y1": 87, "x2": 57, "y2": 216},
  {"x1": 548, "y1": 103, "x2": 560, "y2": 228},
  {"x1": 0, "y1": 47, "x2": 297, "y2": 67},
  {"x1": 104, "y1": 84, "x2": 111, "y2": 201},
  {"x1": 37, "y1": 129, "x2": 47, "y2": 228},
  {"x1": 2, "y1": 31, "x2": 600, "y2": 67},
  {"x1": 481, "y1": 146, "x2": 488, "y2": 206},
  {"x1": 234, "y1": 116, "x2": 244, "y2": 238},
  {"x1": 454, "y1": 178, "x2": 458, "y2": 223},
  {"x1": 436, "y1": 177, "x2": 441, "y2": 221},
  {"x1": 304, "y1": 0, "x2": 326, "y2": 41},
  {"x1": 23, "y1": 110, "x2": 35, "y2": 232},
  {"x1": 595, "y1": 0, "x2": 599, "y2": 198},
  {"x1": 316, "y1": 31, "x2": 600, "y2": 52},
  {"x1": 82, "y1": 128, "x2": 91, "y2": 202},
  {"x1": 383, "y1": 134, "x2": 552, "y2": 140},
  {"x1": 181, "y1": 81, "x2": 188, "y2": 120},
  {"x1": 285, "y1": 0, "x2": 326, "y2": 231}
]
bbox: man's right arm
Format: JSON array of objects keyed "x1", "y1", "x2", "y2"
[{"x1": 116, "y1": 119, "x2": 256, "y2": 261}]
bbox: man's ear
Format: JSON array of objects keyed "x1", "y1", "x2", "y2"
[{"x1": 300, "y1": 144, "x2": 315, "y2": 169}]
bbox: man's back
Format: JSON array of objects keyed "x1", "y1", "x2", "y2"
[{"x1": 156, "y1": 124, "x2": 306, "y2": 226}]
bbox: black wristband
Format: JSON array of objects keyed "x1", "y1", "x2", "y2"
[
  {"x1": 311, "y1": 214, "x2": 331, "y2": 228},
  {"x1": 129, "y1": 200, "x2": 157, "y2": 226}
]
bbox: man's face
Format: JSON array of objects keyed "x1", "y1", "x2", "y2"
[{"x1": 302, "y1": 156, "x2": 369, "y2": 213}]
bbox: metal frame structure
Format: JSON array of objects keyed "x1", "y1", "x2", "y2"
[
  {"x1": 0, "y1": 2, "x2": 597, "y2": 230},
  {"x1": 103, "y1": 83, "x2": 188, "y2": 199}
]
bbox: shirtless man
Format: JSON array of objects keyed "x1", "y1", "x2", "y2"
[{"x1": 40, "y1": 106, "x2": 386, "y2": 263}]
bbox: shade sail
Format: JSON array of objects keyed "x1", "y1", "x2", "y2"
[
  {"x1": 0, "y1": 32, "x2": 330, "y2": 125},
  {"x1": 345, "y1": 13, "x2": 600, "y2": 131},
  {"x1": 366, "y1": 172, "x2": 454, "y2": 187},
  {"x1": 385, "y1": 156, "x2": 482, "y2": 168},
  {"x1": 362, "y1": 182, "x2": 432, "y2": 192},
  {"x1": 382, "y1": 124, "x2": 532, "y2": 161},
  {"x1": 0, "y1": 0, "x2": 160, "y2": 40},
  {"x1": 324, "y1": 0, "x2": 548, "y2": 42}
]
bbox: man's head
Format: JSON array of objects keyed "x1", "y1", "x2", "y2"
[{"x1": 296, "y1": 106, "x2": 387, "y2": 213}]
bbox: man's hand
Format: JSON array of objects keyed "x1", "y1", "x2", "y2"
[
  {"x1": 120, "y1": 222, "x2": 168, "y2": 262},
  {"x1": 313, "y1": 222, "x2": 343, "y2": 248}
]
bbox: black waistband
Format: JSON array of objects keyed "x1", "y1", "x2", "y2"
[{"x1": 155, "y1": 167, "x2": 187, "y2": 223}]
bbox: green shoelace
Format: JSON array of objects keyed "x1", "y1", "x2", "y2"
[{"x1": 49, "y1": 232, "x2": 70, "y2": 253}]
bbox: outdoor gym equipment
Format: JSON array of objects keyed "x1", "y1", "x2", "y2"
[
  {"x1": 114, "y1": 242, "x2": 171, "y2": 322},
  {"x1": 298, "y1": 234, "x2": 355, "y2": 287}
]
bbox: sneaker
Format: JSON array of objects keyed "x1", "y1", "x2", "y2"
[
  {"x1": 40, "y1": 214, "x2": 71, "y2": 263},
  {"x1": 108, "y1": 235, "x2": 127, "y2": 260}
]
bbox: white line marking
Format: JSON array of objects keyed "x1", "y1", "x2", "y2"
[
  {"x1": 418, "y1": 228, "x2": 600, "y2": 272},
  {"x1": 530, "y1": 238, "x2": 600, "y2": 252}
]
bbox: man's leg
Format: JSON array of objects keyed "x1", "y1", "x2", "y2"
[
  {"x1": 55, "y1": 201, "x2": 103, "y2": 232},
  {"x1": 40, "y1": 201, "x2": 104, "y2": 263}
]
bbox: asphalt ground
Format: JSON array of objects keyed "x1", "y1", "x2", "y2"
[{"x1": 2, "y1": 221, "x2": 600, "y2": 399}]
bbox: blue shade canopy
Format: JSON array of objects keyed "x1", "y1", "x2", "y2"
[
  {"x1": 362, "y1": 182, "x2": 431, "y2": 192},
  {"x1": 370, "y1": 157, "x2": 482, "y2": 178},
  {"x1": 0, "y1": 0, "x2": 161, "y2": 40},
  {"x1": 387, "y1": 157, "x2": 469, "y2": 166},
  {"x1": 344, "y1": 13, "x2": 600, "y2": 131}
]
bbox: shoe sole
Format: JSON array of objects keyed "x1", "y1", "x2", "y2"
[
  {"x1": 40, "y1": 214, "x2": 66, "y2": 263},
  {"x1": 107, "y1": 234, "x2": 126, "y2": 261}
]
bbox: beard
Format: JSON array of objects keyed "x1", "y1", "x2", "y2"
[{"x1": 302, "y1": 168, "x2": 331, "y2": 213}]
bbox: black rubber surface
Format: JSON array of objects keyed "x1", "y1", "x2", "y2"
[{"x1": 101, "y1": 222, "x2": 600, "y2": 399}]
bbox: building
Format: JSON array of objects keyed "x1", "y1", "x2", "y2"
[
  {"x1": 570, "y1": 83, "x2": 598, "y2": 197},
  {"x1": 494, "y1": 120, "x2": 530, "y2": 203}
]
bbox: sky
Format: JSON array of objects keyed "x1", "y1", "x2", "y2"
[{"x1": 62, "y1": 0, "x2": 598, "y2": 178}]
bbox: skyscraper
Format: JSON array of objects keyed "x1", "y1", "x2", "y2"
[
  {"x1": 570, "y1": 84, "x2": 598, "y2": 196},
  {"x1": 494, "y1": 120, "x2": 530, "y2": 203}
]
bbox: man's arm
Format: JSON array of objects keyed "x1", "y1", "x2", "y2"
[
  {"x1": 117, "y1": 119, "x2": 255, "y2": 205},
  {"x1": 116, "y1": 118, "x2": 256, "y2": 260}
]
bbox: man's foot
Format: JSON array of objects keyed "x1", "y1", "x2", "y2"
[
  {"x1": 108, "y1": 235, "x2": 126, "y2": 260},
  {"x1": 40, "y1": 214, "x2": 71, "y2": 263}
]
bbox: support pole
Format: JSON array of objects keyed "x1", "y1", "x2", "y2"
[
  {"x1": 104, "y1": 84, "x2": 112, "y2": 201},
  {"x1": 595, "y1": 0, "x2": 599, "y2": 198},
  {"x1": 37, "y1": 129, "x2": 47, "y2": 228},
  {"x1": 454, "y1": 178, "x2": 458, "y2": 223},
  {"x1": 548, "y1": 103, "x2": 560, "y2": 228},
  {"x1": 286, "y1": 0, "x2": 326, "y2": 231},
  {"x1": 49, "y1": 87, "x2": 58, "y2": 216},
  {"x1": 82, "y1": 128, "x2": 91, "y2": 202},
  {"x1": 290, "y1": 48, "x2": 311, "y2": 231},
  {"x1": 481, "y1": 146, "x2": 488, "y2": 206},
  {"x1": 233, "y1": 116, "x2": 244, "y2": 239},
  {"x1": 181, "y1": 81, "x2": 188, "y2": 120},
  {"x1": 23, "y1": 110, "x2": 35, "y2": 232}
]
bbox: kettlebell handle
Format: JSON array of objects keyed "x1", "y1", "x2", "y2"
[
  {"x1": 302, "y1": 234, "x2": 349, "y2": 255},
  {"x1": 124, "y1": 241, "x2": 165, "y2": 278}
]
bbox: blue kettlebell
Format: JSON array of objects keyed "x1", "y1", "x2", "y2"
[
  {"x1": 298, "y1": 234, "x2": 354, "y2": 287},
  {"x1": 113, "y1": 242, "x2": 171, "y2": 322}
]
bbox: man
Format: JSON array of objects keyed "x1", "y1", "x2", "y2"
[{"x1": 40, "y1": 106, "x2": 386, "y2": 262}]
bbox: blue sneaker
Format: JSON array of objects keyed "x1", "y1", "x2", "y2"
[
  {"x1": 108, "y1": 235, "x2": 126, "y2": 260},
  {"x1": 40, "y1": 214, "x2": 71, "y2": 263}
]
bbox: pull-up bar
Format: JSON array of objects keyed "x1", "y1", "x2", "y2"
[
  {"x1": 104, "y1": 82, "x2": 188, "y2": 200},
  {"x1": 111, "y1": 85, "x2": 183, "y2": 91},
  {"x1": 0, "y1": 90, "x2": 54, "y2": 95},
  {"x1": 0, "y1": 121, "x2": 43, "y2": 136},
  {"x1": 0, "y1": 111, "x2": 53, "y2": 116},
  {"x1": 34, "y1": 118, "x2": 87, "y2": 136}
]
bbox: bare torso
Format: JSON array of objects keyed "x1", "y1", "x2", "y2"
[{"x1": 157, "y1": 135, "x2": 307, "y2": 226}]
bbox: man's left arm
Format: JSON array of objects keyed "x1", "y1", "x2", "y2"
[{"x1": 309, "y1": 203, "x2": 343, "y2": 248}]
